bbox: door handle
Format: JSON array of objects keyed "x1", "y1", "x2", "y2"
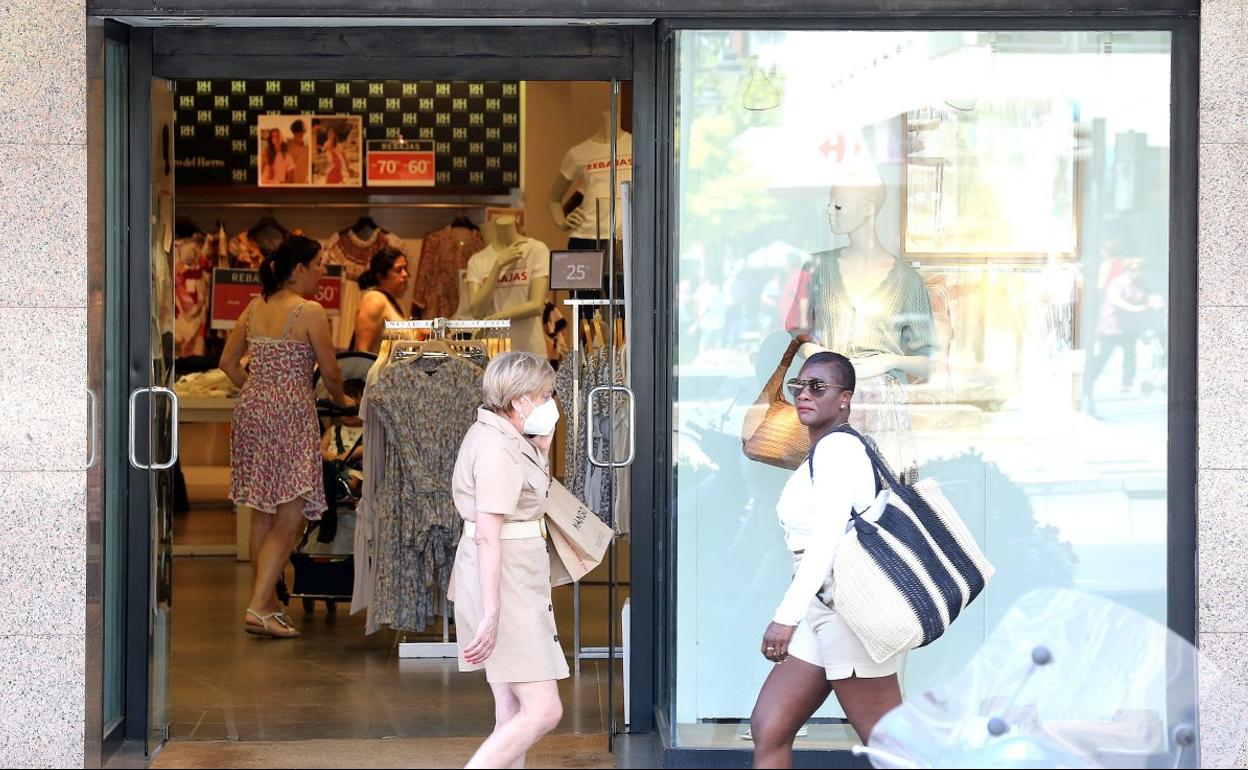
[
  {"x1": 128, "y1": 387, "x2": 180, "y2": 470},
  {"x1": 85, "y1": 389, "x2": 99, "y2": 471},
  {"x1": 129, "y1": 388, "x2": 149, "y2": 470},
  {"x1": 150, "y1": 387, "x2": 179, "y2": 470},
  {"x1": 586, "y1": 385, "x2": 637, "y2": 469}
]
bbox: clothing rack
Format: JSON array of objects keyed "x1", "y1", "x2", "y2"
[
  {"x1": 563, "y1": 298, "x2": 627, "y2": 672},
  {"x1": 380, "y1": 317, "x2": 510, "y2": 659},
  {"x1": 385, "y1": 319, "x2": 512, "y2": 331}
]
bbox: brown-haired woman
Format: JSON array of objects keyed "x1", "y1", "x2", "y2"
[{"x1": 220, "y1": 234, "x2": 355, "y2": 638}]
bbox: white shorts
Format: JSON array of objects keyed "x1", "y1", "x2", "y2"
[{"x1": 786, "y1": 553, "x2": 900, "y2": 681}]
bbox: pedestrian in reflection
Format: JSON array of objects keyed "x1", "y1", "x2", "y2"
[
  {"x1": 749, "y1": 351, "x2": 902, "y2": 768},
  {"x1": 1083, "y1": 257, "x2": 1162, "y2": 414}
]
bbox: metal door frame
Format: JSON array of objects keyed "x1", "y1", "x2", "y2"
[{"x1": 103, "y1": 19, "x2": 666, "y2": 750}]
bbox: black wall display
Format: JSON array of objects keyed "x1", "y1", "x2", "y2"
[{"x1": 173, "y1": 79, "x2": 522, "y2": 190}]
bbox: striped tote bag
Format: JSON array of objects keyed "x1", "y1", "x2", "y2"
[{"x1": 814, "y1": 426, "x2": 994, "y2": 664}]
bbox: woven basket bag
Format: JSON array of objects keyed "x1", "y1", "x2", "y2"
[{"x1": 741, "y1": 338, "x2": 810, "y2": 470}]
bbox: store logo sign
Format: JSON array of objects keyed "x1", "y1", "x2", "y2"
[
  {"x1": 319, "y1": 97, "x2": 334, "y2": 111},
  {"x1": 301, "y1": 81, "x2": 316, "y2": 94},
  {"x1": 470, "y1": 83, "x2": 484, "y2": 96},
  {"x1": 403, "y1": 83, "x2": 419, "y2": 96},
  {"x1": 265, "y1": 81, "x2": 281, "y2": 94},
  {"x1": 284, "y1": 95, "x2": 299, "y2": 109},
  {"x1": 249, "y1": 95, "x2": 264, "y2": 109},
  {"x1": 336, "y1": 83, "x2": 350, "y2": 96},
  {"x1": 369, "y1": 83, "x2": 384, "y2": 96},
  {"x1": 231, "y1": 81, "x2": 246, "y2": 94},
  {"x1": 386, "y1": 97, "x2": 400, "y2": 111},
  {"x1": 196, "y1": 81, "x2": 212, "y2": 94},
  {"x1": 179, "y1": 95, "x2": 195, "y2": 109},
  {"x1": 353, "y1": 97, "x2": 367, "y2": 111},
  {"x1": 232, "y1": 110, "x2": 247, "y2": 123}
]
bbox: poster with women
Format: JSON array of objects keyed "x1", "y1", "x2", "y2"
[
  {"x1": 312, "y1": 115, "x2": 363, "y2": 187},
  {"x1": 256, "y1": 115, "x2": 312, "y2": 187},
  {"x1": 256, "y1": 114, "x2": 362, "y2": 187}
]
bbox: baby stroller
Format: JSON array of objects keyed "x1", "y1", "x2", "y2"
[{"x1": 288, "y1": 351, "x2": 376, "y2": 615}]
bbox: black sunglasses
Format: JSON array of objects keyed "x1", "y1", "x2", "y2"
[{"x1": 785, "y1": 377, "x2": 846, "y2": 399}]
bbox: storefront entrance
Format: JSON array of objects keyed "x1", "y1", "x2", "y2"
[
  {"x1": 90, "y1": 7, "x2": 1199, "y2": 769},
  {"x1": 98, "y1": 19, "x2": 661, "y2": 764}
]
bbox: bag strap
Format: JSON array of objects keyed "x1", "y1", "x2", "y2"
[
  {"x1": 807, "y1": 424, "x2": 888, "y2": 498},
  {"x1": 762, "y1": 337, "x2": 805, "y2": 402}
]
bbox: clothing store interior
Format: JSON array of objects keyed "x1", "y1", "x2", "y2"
[{"x1": 163, "y1": 78, "x2": 632, "y2": 745}]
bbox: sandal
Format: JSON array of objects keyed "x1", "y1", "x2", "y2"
[{"x1": 245, "y1": 608, "x2": 301, "y2": 638}]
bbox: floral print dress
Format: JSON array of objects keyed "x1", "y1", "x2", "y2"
[{"x1": 230, "y1": 300, "x2": 326, "y2": 519}]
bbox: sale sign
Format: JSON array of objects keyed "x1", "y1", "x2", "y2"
[
  {"x1": 366, "y1": 140, "x2": 436, "y2": 187},
  {"x1": 210, "y1": 265, "x2": 342, "y2": 330}
]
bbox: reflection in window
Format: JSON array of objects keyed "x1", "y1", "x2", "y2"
[{"x1": 673, "y1": 29, "x2": 1172, "y2": 749}]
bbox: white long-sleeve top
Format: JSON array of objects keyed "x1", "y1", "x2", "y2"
[{"x1": 773, "y1": 432, "x2": 877, "y2": 626}]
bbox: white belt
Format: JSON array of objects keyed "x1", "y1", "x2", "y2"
[{"x1": 462, "y1": 517, "x2": 548, "y2": 541}]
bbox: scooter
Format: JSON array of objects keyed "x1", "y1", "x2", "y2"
[{"x1": 854, "y1": 588, "x2": 1247, "y2": 769}]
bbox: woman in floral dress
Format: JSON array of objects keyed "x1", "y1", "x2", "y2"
[{"x1": 220, "y1": 235, "x2": 355, "y2": 638}]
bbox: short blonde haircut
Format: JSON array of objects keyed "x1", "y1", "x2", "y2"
[{"x1": 482, "y1": 351, "x2": 557, "y2": 413}]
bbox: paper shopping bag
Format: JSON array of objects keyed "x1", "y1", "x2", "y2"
[{"x1": 545, "y1": 479, "x2": 613, "y2": 585}]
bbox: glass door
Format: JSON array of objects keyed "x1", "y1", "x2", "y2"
[
  {"x1": 567, "y1": 80, "x2": 634, "y2": 745},
  {"x1": 126, "y1": 75, "x2": 178, "y2": 755},
  {"x1": 600, "y1": 80, "x2": 634, "y2": 745}
]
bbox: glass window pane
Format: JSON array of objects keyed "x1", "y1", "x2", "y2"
[{"x1": 673, "y1": 29, "x2": 1172, "y2": 749}]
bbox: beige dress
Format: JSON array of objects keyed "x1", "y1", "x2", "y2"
[{"x1": 448, "y1": 408, "x2": 570, "y2": 683}]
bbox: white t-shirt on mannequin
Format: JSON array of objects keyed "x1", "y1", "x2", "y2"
[
  {"x1": 559, "y1": 132, "x2": 633, "y2": 241},
  {"x1": 466, "y1": 240, "x2": 551, "y2": 356}
]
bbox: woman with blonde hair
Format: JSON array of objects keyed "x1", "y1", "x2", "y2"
[{"x1": 449, "y1": 351, "x2": 568, "y2": 768}]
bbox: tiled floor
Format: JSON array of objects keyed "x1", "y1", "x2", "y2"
[{"x1": 167, "y1": 556, "x2": 622, "y2": 744}]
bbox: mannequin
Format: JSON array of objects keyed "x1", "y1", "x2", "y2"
[
  {"x1": 791, "y1": 179, "x2": 936, "y2": 480},
  {"x1": 548, "y1": 108, "x2": 632, "y2": 244},
  {"x1": 466, "y1": 215, "x2": 551, "y2": 355}
]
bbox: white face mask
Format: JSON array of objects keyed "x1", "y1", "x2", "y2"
[{"x1": 520, "y1": 396, "x2": 560, "y2": 437}]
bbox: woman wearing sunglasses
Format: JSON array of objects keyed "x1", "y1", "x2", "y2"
[{"x1": 748, "y1": 351, "x2": 902, "y2": 769}]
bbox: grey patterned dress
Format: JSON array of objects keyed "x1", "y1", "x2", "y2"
[
  {"x1": 368, "y1": 355, "x2": 483, "y2": 632},
  {"x1": 806, "y1": 249, "x2": 936, "y2": 480},
  {"x1": 556, "y1": 347, "x2": 627, "y2": 523}
]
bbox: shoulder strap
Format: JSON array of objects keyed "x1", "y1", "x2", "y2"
[
  {"x1": 807, "y1": 424, "x2": 886, "y2": 496},
  {"x1": 243, "y1": 298, "x2": 259, "y2": 339},
  {"x1": 282, "y1": 300, "x2": 306, "y2": 339}
]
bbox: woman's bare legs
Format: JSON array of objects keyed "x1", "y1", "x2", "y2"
[
  {"x1": 831, "y1": 674, "x2": 902, "y2": 745},
  {"x1": 465, "y1": 680, "x2": 562, "y2": 769},
  {"x1": 248, "y1": 508, "x2": 281, "y2": 608},
  {"x1": 751, "y1": 656, "x2": 902, "y2": 769},
  {"x1": 750, "y1": 656, "x2": 832, "y2": 769},
  {"x1": 243, "y1": 498, "x2": 306, "y2": 633}
]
